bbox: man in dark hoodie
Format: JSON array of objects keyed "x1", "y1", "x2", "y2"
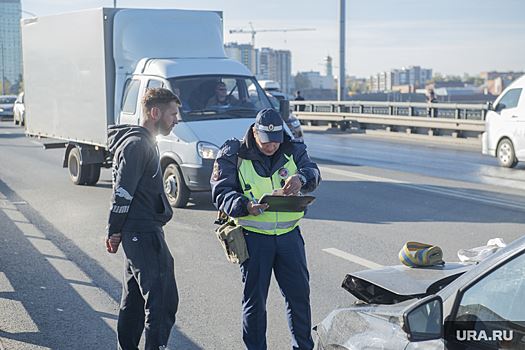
[
  {"x1": 105, "y1": 88, "x2": 180, "y2": 350},
  {"x1": 211, "y1": 108, "x2": 321, "y2": 350}
]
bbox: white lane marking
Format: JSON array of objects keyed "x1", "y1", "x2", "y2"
[
  {"x1": 0, "y1": 299, "x2": 39, "y2": 333},
  {"x1": 323, "y1": 248, "x2": 383, "y2": 269},
  {"x1": 401, "y1": 183, "x2": 525, "y2": 211},
  {"x1": 320, "y1": 166, "x2": 525, "y2": 212},
  {"x1": 2, "y1": 208, "x2": 30, "y2": 223},
  {"x1": 0, "y1": 272, "x2": 15, "y2": 293},
  {"x1": 0, "y1": 193, "x2": 119, "y2": 335},
  {"x1": 320, "y1": 166, "x2": 407, "y2": 184}
]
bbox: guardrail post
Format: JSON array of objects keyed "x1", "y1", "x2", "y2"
[
  {"x1": 388, "y1": 106, "x2": 393, "y2": 115},
  {"x1": 359, "y1": 105, "x2": 364, "y2": 114},
  {"x1": 430, "y1": 106, "x2": 435, "y2": 118},
  {"x1": 408, "y1": 106, "x2": 413, "y2": 116},
  {"x1": 455, "y1": 108, "x2": 460, "y2": 119}
]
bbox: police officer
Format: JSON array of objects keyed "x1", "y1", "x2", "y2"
[{"x1": 211, "y1": 108, "x2": 321, "y2": 350}]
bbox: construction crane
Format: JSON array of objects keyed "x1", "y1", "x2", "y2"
[{"x1": 229, "y1": 22, "x2": 315, "y2": 47}]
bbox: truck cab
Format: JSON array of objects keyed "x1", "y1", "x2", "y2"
[{"x1": 119, "y1": 58, "x2": 276, "y2": 207}]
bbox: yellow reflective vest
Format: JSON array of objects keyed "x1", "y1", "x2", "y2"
[{"x1": 234, "y1": 155, "x2": 304, "y2": 235}]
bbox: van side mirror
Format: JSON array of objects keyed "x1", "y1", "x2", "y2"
[
  {"x1": 494, "y1": 103, "x2": 506, "y2": 113},
  {"x1": 486, "y1": 102, "x2": 493, "y2": 111},
  {"x1": 279, "y1": 99, "x2": 290, "y2": 121},
  {"x1": 403, "y1": 295, "x2": 443, "y2": 342}
]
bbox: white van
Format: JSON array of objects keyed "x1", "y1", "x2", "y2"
[{"x1": 482, "y1": 75, "x2": 525, "y2": 167}]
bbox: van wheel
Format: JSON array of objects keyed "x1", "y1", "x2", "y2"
[
  {"x1": 68, "y1": 148, "x2": 101, "y2": 185},
  {"x1": 497, "y1": 139, "x2": 518, "y2": 168},
  {"x1": 163, "y1": 163, "x2": 190, "y2": 208}
]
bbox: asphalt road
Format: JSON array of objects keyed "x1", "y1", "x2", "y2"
[{"x1": 1, "y1": 121, "x2": 524, "y2": 349}]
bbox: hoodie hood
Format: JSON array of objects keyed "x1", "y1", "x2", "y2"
[{"x1": 107, "y1": 124, "x2": 153, "y2": 154}]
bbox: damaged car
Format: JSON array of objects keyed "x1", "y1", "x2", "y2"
[{"x1": 315, "y1": 236, "x2": 525, "y2": 350}]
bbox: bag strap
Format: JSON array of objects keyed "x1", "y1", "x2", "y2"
[{"x1": 215, "y1": 146, "x2": 245, "y2": 225}]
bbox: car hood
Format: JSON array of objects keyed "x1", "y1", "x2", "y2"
[
  {"x1": 184, "y1": 118, "x2": 254, "y2": 147},
  {"x1": 342, "y1": 263, "x2": 472, "y2": 304}
]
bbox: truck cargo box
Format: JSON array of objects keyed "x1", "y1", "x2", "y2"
[
  {"x1": 22, "y1": 8, "x2": 225, "y2": 147},
  {"x1": 22, "y1": 8, "x2": 116, "y2": 147}
]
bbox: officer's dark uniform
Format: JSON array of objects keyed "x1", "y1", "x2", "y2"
[{"x1": 211, "y1": 109, "x2": 321, "y2": 350}]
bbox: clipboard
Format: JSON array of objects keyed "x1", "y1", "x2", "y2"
[{"x1": 259, "y1": 195, "x2": 316, "y2": 212}]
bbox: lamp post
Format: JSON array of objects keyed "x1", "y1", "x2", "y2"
[
  {"x1": 338, "y1": 0, "x2": 346, "y2": 101},
  {"x1": 1, "y1": 41, "x2": 5, "y2": 95}
]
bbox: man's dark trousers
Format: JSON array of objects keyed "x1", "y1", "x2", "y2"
[
  {"x1": 241, "y1": 227, "x2": 314, "y2": 350},
  {"x1": 118, "y1": 229, "x2": 178, "y2": 350}
]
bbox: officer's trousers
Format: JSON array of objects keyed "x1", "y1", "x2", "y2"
[
  {"x1": 117, "y1": 229, "x2": 178, "y2": 350},
  {"x1": 240, "y1": 227, "x2": 314, "y2": 350}
]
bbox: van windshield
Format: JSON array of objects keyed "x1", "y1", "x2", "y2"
[{"x1": 168, "y1": 75, "x2": 274, "y2": 122}]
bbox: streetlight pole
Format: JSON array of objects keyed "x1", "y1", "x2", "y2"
[
  {"x1": 338, "y1": 0, "x2": 346, "y2": 101},
  {"x1": 1, "y1": 41, "x2": 5, "y2": 95},
  {"x1": 114, "y1": 0, "x2": 117, "y2": 8}
]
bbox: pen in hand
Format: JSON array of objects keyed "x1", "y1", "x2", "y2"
[{"x1": 247, "y1": 192, "x2": 268, "y2": 216}]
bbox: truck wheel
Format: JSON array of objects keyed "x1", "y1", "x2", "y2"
[
  {"x1": 85, "y1": 164, "x2": 101, "y2": 185},
  {"x1": 68, "y1": 148, "x2": 100, "y2": 185},
  {"x1": 497, "y1": 139, "x2": 518, "y2": 168},
  {"x1": 163, "y1": 163, "x2": 190, "y2": 208}
]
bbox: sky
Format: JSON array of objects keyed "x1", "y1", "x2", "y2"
[{"x1": 21, "y1": 0, "x2": 525, "y2": 77}]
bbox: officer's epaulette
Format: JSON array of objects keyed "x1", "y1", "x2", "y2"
[{"x1": 219, "y1": 138, "x2": 241, "y2": 157}]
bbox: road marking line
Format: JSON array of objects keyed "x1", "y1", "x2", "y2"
[
  {"x1": 320, "y1": 166, "x2": 525, "y2": 212},
  {"x1": 401, "y1": 183, "x2": 525, "y2": 211},
  {"x1": 0, "y1": 272, "x2": 15, "y2": 293},
  {"x1": 0, "y1": 193, "x2": 119, "y2": 334},
  {"x1": 0, "y1": 299, "x2": 40, "y2": 333},
  {"x1": 320, "y1": 166, "x2": 407, "y2": 184},
  {"x1": 323, "y1": 248, "x2": 383, "y2": 269},
  {"x1": 2, "y1": 209, "x2": 30, "y2": 223}
]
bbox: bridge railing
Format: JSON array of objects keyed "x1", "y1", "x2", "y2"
[{"x1": 290, "y1": 100, "x2": 488, "y2": 136}]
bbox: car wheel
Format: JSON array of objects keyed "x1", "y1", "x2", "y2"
[
  {"x1": 163, "y1": 163, "x2": 190, "y2": 208},
  {"x1": 497, "y1": 139, "x2": 518, "y2": 168}
]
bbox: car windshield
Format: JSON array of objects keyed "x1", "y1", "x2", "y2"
[
  {"x1": 0, "y1": 97, "x2": 16, "y2": 104},
  {"x1": 168, "y1": 75, "x2": 273, "y2": 122}
]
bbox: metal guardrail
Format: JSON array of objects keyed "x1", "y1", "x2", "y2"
[{"x1": 290, "y1": 100, "x2": 488, "y2": 136}]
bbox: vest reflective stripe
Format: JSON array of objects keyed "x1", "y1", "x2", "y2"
[
  {"x1": 234, "y1": 155, "x2": 304, "y2": 235},
  {"x1": 237, "y1": 218, "x2": 301, "y2": 231}
]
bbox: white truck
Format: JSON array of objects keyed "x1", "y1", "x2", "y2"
[
  {"x1": 482, "y1": 74, "x2": 525, "y2": 168},
  {"x1": 22, "y1": 8, "x2": 300, "y2": 208}
]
